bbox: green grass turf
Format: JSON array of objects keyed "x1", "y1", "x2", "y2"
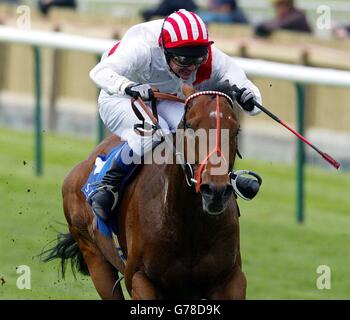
[{"x1": 0, "y1": 127, "x2": 349, "y2": 300}]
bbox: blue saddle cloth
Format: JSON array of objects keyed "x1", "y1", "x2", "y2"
[{"x1": 81, "y1": 142, "x2": 140, "y2": 238}]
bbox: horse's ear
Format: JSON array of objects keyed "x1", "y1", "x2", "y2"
[{"x1": 182, "y1": 84, "x2": 196, "y2": 98}]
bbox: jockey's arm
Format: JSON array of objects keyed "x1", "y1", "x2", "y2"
[
  {"x1": 89, "y1": 40, "x2": 151, "y2": 96},
  {"x1": 211, "y1": 47, "x2": 262, "y2": 116}
]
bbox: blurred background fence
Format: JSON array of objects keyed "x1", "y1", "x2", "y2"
[{"x1": 1, "y1": 1, "x2": 349, "y2": 167}]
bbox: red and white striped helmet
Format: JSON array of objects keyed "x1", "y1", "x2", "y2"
[{"x1": 161, "y1": 9, "x2": 214, "y2": 49}]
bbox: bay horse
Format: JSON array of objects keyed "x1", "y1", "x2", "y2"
[{"x1": 44, "y1": 82, "x2": 246, "y2": 299}]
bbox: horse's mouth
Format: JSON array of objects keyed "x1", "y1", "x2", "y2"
[
  {"x1": 202, "y1": 201, "x2": 226, "y2": 216},
  {"x1": 200, "y1": 184, "x2": 233, "y2": 216}
]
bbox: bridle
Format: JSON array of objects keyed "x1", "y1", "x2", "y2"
[
  {"x1": 132, "y1": 91, "x2": 237, "y2": 192},
  {"x1": 183, "y1": 91, "x2": 236, "y2": 192}
]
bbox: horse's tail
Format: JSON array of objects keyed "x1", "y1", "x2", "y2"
[{"x1": 41, "y1": 232, "x2": 89, "y2": 278}]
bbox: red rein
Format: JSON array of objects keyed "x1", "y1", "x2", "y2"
[{"x1": 194, "y1": 95, "x2": 226, "y2": 192}]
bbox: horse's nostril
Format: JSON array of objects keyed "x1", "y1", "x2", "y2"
[
  {"x1": 224, "y1": 184, "x2": 234, "y2": 198},
  {"x1": 200, "y1": 184, "x2": 213, "y2": 196}
]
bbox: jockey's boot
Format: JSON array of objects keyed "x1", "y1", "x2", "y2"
[
  {"x1": 90, "y1": 143, "x2": 137, "y2": 221},
  {"x1": 230, "y1": 170, "x2": 263, "y2": 201}
]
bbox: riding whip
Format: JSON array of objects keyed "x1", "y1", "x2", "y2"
[{"x1": 232, "y1": 85, "x2": 340, "y2": 170}]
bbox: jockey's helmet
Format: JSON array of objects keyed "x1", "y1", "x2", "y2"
[{"x1": 160, "y1": 9, "x2": 214, "y2": 65}]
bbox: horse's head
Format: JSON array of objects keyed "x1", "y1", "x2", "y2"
[{"x1": 180, "y1": 83, "x2": 240, "y2": 216}]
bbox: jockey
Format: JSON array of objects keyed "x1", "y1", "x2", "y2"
[{"x1": 89, "y1": 9, "x2": 262, "y2": 221}]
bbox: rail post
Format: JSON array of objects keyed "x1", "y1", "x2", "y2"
[
  {"x1": 33, "y1": 46, "x2": 43, "y2": 176},
  {"x1": 296, "y1": 83, "x2": 305, "y2": 223}
]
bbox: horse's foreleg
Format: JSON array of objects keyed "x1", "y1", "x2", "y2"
[
  {"x1": 209, "y1": 267, "x2": 246, "y2": 300},
  {"x1": 75, "y1": 236, "x2": 125, "y2": 300},
  {"x1": 130, "y1": 271, "x2": 157, "y2": 300},
  {"x1": 207, "y1": 254, "x2": 247, "y2": 300}
]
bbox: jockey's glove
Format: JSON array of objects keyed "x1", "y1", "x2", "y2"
[
  {"x1": 234, "y1": 87, "x2": 256, "y2": 112},
  {"x1": 125, "y1": 83, "x2": 153, "y2": 100}
]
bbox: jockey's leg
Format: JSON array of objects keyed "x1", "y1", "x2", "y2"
[
  {"x1": 90, "y1": 142, "x2": 138, "y2": 221},
  {"x1": 90, "y1": 95, "x2": 171, "y2": 221},
  {"x1": 156, "y1": 99, "x2": 185, "y2": 132}
]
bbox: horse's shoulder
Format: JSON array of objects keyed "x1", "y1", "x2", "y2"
[
  {"x1": 88, "y1": 135, "x2": 122, "y2": 163},
  {"x1": 62, "y1": 136, "x2": 121, "y2": 195}
]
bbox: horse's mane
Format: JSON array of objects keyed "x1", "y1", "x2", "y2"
[
  {"x1": 196, "y1": 80, "x2": 236, "y2": 102},
  {"x1": 178, "y1": 80, "x2": 239, "y2": 129},
  {"x1": 196, "y1": 80, "x2": 240, "y2": 118}
]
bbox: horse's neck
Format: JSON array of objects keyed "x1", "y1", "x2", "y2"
[{"x1": 162, "y1": 164, "x2": 235, "y2": 249}]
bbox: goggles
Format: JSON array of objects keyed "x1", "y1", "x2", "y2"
[{"x1": 170, "y1": 54, "x2": 208, "y2": 67}]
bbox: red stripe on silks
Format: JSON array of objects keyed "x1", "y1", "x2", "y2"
[
  {"x1": 193, "y1": 46, "x2": 212, "y2": 85},
  {"x1": 190, "y1": 11, "x2": 203, "y2": 40},
  {"x1": 177, "y1": 11, "x2": 193, "y2": 40},
  {"x1": 166, "y1": 17, "x2": 182, "y2": 43},
  {"x1": 107, "y1": 41, "x2": 120, "y2": 56}
]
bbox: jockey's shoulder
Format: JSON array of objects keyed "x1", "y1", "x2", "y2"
[
  {"x1": 116, "y1": 21, "x2": 161, "y2": 51},
  {"x1": 124, "y1": 19, "x2": 163, "y2": 38}
]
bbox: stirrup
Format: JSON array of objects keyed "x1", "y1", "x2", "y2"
[
  {"x1": 94, "y1": 185, "x2": 119, "y2": 211},
  {"x1": 230, "y1": 170, "x2": 262, "y2": 201}
]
